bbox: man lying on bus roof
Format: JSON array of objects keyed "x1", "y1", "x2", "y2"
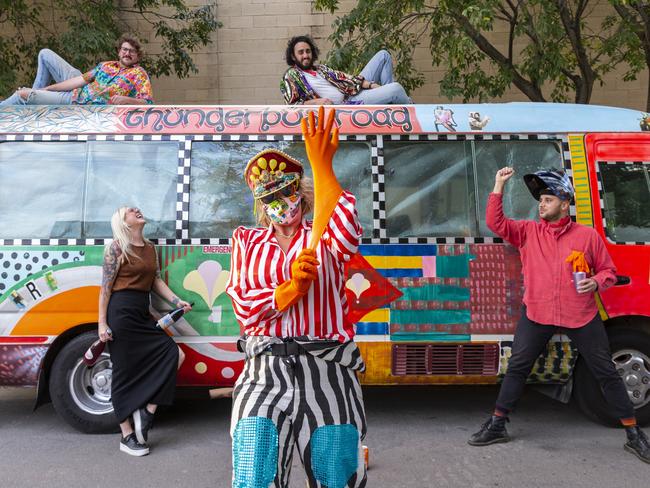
[
  {"x1": 0, "y1": 34, "x2": 153, "y2": 107},
  {"x1": 281, "y1": 35, "x2": 411, "y2": 105}
]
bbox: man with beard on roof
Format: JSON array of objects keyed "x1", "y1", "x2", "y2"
[
  {"x1": 226, "y1": 107, "x2": 367, "y2": 487},
  {"x1": 280, "y1": 34, "x2": 410, "y2": 106},
  {"x1": 1, "y1": 34, "x2": 153, "y2": 106},
  {"x1": 467, "y1": 166, "x2": 650, "y2": 464}
]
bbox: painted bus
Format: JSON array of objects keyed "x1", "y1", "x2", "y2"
[{"x1": 0, "y1": 103, "x2": 648, "y2": 433}]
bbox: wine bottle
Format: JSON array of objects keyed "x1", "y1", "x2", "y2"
[
  {"x1": 83, "y1": 338, "x2": 105, "y2": 367},
  {"x1": 156, "y1": 302, "x2": 194, "y2": 330},
  {"x1": 83, "y1": 327, "x2": 112, "y2": 366}
]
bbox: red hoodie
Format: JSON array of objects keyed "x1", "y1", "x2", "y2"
[{"x1": 487, "y1": 193, "x2": 617, "y2": 328}]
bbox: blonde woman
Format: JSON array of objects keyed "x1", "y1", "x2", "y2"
[{"x1": 98, "y1": 206, "x2": 191, "y2": 456}]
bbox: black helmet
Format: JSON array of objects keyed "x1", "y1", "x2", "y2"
[{"x1": 523, "y1": 168, "x2": 574, "y2": 201}]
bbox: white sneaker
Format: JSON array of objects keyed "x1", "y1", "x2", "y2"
[{"x1": 120, "y1": 433, "x2": 149, "y2": 456}]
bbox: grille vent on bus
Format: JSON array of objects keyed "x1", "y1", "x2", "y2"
[{"x1": 391, "y1": 343, "x2": 499, "y2": 376}]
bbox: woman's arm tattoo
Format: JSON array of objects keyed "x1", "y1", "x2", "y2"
[{"x1": 101, "y1": 243, "x2": 121, "y2": 297}]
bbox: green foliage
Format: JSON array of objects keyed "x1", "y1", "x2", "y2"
[
  {"x1": 314, "y1": 0, "x2": 650, "y2": 106},
  {"x1": 0, "y1": 0, "x2": 220, "y2": 95}
]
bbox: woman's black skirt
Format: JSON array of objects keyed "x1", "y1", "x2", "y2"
[{"x1": 108, "y1": 290, "x2": 179, "y2": 424}]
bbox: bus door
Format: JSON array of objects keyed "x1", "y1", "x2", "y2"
[{"x1": 583, "y1": 133, "x2": 650, "y2": 319}]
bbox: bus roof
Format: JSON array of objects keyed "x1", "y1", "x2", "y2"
[{"x1": 0, "y1": 102, "x2": 647, "y2": 136}]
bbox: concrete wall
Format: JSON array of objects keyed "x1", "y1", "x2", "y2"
[{"x1": 97, "y1": 0, "x2": 650, "y2": 110}]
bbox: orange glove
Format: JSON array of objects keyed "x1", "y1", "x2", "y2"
[
  {"x1": 275, "y1": 249, "x2": 320, "y2": 311},
  {"x1": 302, "y1": 106, "x2": 344, "y2": 250}
]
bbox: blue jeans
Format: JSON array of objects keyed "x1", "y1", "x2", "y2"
[
  {"x1": 0, "y1": 49, "x2": 80, "y2": 106},
  {"x1": 359, "y1": 50, "x2": 394, "y2": 85},
  {"x1": 348, "y1": 50, "x2": 411, "y2": 104}
]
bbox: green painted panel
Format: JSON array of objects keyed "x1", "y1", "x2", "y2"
[
  {"x1": 397, "y1": 284, "x2": 469, "y2": 302},
  {"x1": 163, "y1": 249, "x2": 239, "y2": 336},
  {"x1": 435, "y1": 254, "x2": 472, "y2": 278},
  {"x1": 391, "y1": 309, "x2": 471, "y2": 324}
]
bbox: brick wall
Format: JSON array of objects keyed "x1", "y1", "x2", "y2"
[
  {"x1": 5, "y1": 0, "x2": 648, "y2": 110},
  {"x1": 152, "y1": 0, "x2": 350, "y2": 105}
]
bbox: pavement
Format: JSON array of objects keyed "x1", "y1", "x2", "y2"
[{"x1": 0, "y1": 385, "x2": 647, "y2": 487}]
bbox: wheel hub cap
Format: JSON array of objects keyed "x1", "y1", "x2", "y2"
[
  {"x1": 613, "y1": 349, "x2": 650, "y2": 408},
  {"x1": 69, "y1": 353, "x2": 114, "y2": 415}
]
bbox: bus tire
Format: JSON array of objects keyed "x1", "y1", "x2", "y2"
[
  {"x1": 49, "y1": 331, "x2": 118, "y2": 434},
  {"x1": 573, "y1": 326, "x2": 650, "y2": 427}
]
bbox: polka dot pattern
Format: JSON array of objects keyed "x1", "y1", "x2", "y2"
[{"x1": 0, "y1": 250, "x2": 85, "y2": 292}]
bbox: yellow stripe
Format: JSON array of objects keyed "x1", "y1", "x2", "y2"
[
  {"x1": 365, "y1": 255, "x2": 423, "y2": 269},
  {"x1": 359, "y1": 308, "x2": 390, "y2": 323},
  {"x1": 568, "y1": 134, "x2": 593, "y2": 227},
  {"x1": 596, "y1": 293, "x2": 609, "y2": 320}
]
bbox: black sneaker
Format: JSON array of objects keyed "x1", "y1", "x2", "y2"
[
  {"x1": 120, "y1": 433, "x2": 149, "y2": 457},
  {"x1": 133, "y1": 407, "x2": 155, "y2": 444},
  {"x1": 468, "y1": 415, "x2": 511, "y2": 446},
  {"x1": 625, "y1": 426, "x2": 650, "y2": 464}
]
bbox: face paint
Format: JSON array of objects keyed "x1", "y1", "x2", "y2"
[{"x1": 264, "y1": 194, "x2": 302, "y2": 225}]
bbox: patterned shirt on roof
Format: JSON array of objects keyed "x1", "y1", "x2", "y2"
[
  {"x1": 281, "y1": 64, "x2": 364, "y2": 105},
  {"x1": 73, "y1": 62, "x2": 153, "y2": 105}
]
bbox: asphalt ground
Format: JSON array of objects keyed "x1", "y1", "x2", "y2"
[{"x1": 0, "y1": 385, "x2": 647, "y2": 487}]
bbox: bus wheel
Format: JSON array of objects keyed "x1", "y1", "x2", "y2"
[
  {"x1": 574, "y1": 326, "x2": 650, "y2": 427},
  {"x1": 49, "y1": 331, "x2": 118, "y2": 434}
]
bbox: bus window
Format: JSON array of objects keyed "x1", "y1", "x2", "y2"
[
  {"x1": 189, "y1": 141, "x2": 373, "y2": 238},
  {"x1": 0, "y1": 142, "x2": 86, "y2": 239},
  {"x1": 83, "y1": 142, "x2": 178, "y2": 238},
  {"x1": 474, "y1": 140, "x2": 564, "y2": 235},
  {"x1": 599, "y1": 163, "x2": 650, "y2": 242},
  {"x1": 383, "y1": 141, "x2": 475, "y2": 237}
]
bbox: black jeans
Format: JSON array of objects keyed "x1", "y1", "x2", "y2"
[{"x1": 496, "y1": 309, "x2": 635, "y2": 419}]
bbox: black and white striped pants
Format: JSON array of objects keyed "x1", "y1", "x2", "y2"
[{"x1": 231, "y1": 338, "x2": 367, "y2": 488}]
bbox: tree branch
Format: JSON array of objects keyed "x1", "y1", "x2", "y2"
[{"x1": 453, "y1": 10, "x2": 546, "y2": 101}]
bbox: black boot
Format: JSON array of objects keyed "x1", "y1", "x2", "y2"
[
  {"x1": 468, "y1": 415, "x2": 510, "y2": 446},
  {"x1": 625, "y1": 426, "x2": 650, "y2": 464}
]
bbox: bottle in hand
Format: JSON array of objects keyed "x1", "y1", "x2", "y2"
[
  {"x1": 157, "y1": 302, "x2": 194, "y2": 330},
  {"x1": 83, "y1": 330, "x2": 110, "y2": 367}
]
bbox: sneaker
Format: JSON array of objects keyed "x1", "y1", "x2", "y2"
[
  {"x1": 625, "y1": 426, "x2": 650, "y2": 464},
  {"x1": 120, "y1": 433, "x2": 149, "y2": 457},
  {"x1": 468, "y1": 415, "x2": 510, "y2": 446},
  {"x1": 133, "y1": 407, "x2": 155, "y2": 444}
]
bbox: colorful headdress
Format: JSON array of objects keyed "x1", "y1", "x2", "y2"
[
  {"x1": 244, "y1": 149, "x2": 304, "y2": 200},
  {"x1": 523, "y1": 168, "x2": 574, "y2": 201}
]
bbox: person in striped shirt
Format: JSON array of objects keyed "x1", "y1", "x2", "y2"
[{"x1": 226, "y1": 111, "x2": 367, "y2": 487}]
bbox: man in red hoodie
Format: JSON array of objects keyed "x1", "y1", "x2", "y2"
[{"x1": 468, "y1": 166, "x2": 649, "y2": 464}]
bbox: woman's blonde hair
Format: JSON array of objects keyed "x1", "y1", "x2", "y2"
[
  {"x1": 255, "y1": 176, "x2": 314, "y2": 227},
  {"x1": 106, "y1": 206, "x2": 148, "y2": 263}
]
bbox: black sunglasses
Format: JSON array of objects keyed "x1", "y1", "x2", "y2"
[{"x1": 259, "y1": 182, "x2": 298, "y2": 205}]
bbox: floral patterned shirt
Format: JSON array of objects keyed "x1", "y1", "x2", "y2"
[
  {"x1": 73, "y1": 61, "x2": 153, "y2": 105},
  {"x1": 280, "y1": 64, "x2": 364, "y2": 105}
]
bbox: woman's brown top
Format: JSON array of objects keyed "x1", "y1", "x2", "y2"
[{"x1": 112, "y1": 242, "x2": 158, "y2": 292}]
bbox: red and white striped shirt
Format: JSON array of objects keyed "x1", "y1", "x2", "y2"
[{"x1": 226, "y1": 191, "x2": 361, "y2": 342}]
